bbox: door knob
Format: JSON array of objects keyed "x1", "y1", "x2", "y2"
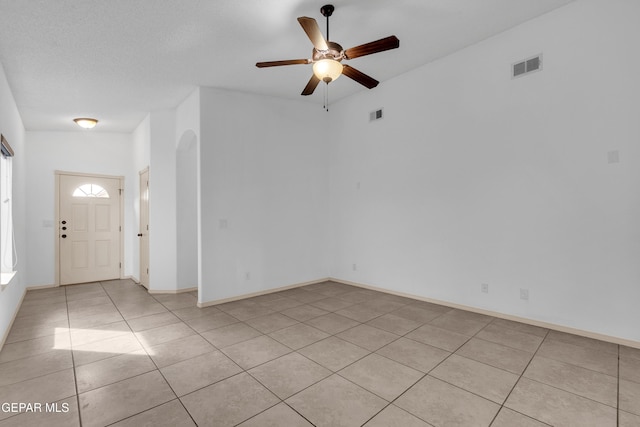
[
  {"x1": 137, "y1": 233, "x2": 143, "y2": 237},
  {"x1": 61, "y1": 234, "x2": 67, "y2": 238},
  {"x1": 61, "y1": 220, "x2": 67, "y2": 224}
]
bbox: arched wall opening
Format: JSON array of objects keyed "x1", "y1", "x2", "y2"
[{"x1": 176, "y1": 130, "x2": 199, "y2": 292}]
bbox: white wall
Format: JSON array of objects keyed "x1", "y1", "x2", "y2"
[
  {"x1": 176, "y1": 131, "x2": 198, "y2": 289},
  {"x1": 132, "y1": 114, "x2": 151, "y2": 172},
  {"x1": 25, "y1": 131, "x2": 135, "y2": 285},
  {"x1": 329, "y1": 0, "x2": 640, "y2": 342},
  {"x1": 147, "y1": 110, "x2": 178, "y2": 291},
  {"x1": 130, "y1": 113, "x2": 151, "y2": 282},
  {"x1": 176, "y1": 89, "x2": 201, "y2": 291},
  {"x1": 198, "y1": 87, "x2": 330, "y2": 303},
  {"x1": 0, "y1": 61, "x2": 27, "y2": 346},
  {"x1": 176, "y1": 89, "x2": 200, "y2": 144}
]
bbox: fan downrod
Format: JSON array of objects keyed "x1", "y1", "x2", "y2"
[{"x1": 320, "y1": 4, "x2": 334, "y2": 17}]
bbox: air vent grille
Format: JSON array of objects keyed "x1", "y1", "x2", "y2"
[
  {"x1": 512, "y1": 54, "x2": 542, "y2": 78},
  {"x1": 369, "y1": 108, "x2": 384, "y2": 122}
]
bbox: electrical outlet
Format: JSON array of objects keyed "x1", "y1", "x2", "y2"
[
  {"x1": 520, "y1": 288, "x2": 529, "y2": 300},
  {"x1": 481, "y1": 283, "x2": 489, "y2": 293}
]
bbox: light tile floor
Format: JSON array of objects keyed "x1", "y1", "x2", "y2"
[{"x1": 0, "y1": 279, "x2": 638, "y2": 426}]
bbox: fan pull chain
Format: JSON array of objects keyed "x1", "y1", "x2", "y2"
[
  {"x1": 322, "y1": 83, "x2": 326, "y2": 110},
  {"x1": 324, "y1": 83, "x2": 329, "y2": 112}
]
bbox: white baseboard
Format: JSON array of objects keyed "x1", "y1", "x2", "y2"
[
  {"x1": 197, "y1": 278, "x2": 328, "y2": 308},
  {"x1": 127, "y1": 276, "x2": 195, "y2": 294},
  {"x1": 148, "y1": 287, "x2": 198, "y2": 295},
  {"x1": 26, "y1": 283, "x2": 58, "y2": 290},
  {"x1": 330, "y1": 277, "x2": 640, "y2": 350}
]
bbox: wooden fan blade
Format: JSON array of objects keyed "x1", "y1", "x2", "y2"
[
  {"x1": 342, "y1": 65, "x2": 379, "y2": 89},
  {"x1": 301, "y1": 75, "x2": 321, "y2": 96},
  {"x1": 256, "y1": 59, "x2": 310, "y2": 68},
  {"x1": 297, "y1": 17, "x2": 329, "y2": 51},
  {"x1": 344, "y1": 35, "x2": 399, "y2": 60}
]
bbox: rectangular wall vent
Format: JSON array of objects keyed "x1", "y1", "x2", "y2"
[
  {"x1": 512, "y1": 54, "x2": 542, "y2": 78},
  {"x1": 369, "y1": 108, "x2": 384, "y2": 122}
]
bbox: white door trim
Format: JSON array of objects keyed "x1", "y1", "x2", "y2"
[
  {"x1": 55, "y1": 170, "x2": 125, "y2": 286},
  {"x1": 138, "y1": 167, "x2": 150, "y2": 289}
]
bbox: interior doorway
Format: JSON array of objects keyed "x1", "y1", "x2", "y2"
[
  {"x1": 139, "y1": 168, "x2": 150, "y2": 289},
  {"x1": 57, "y1": 172, "x2": 123, "y2": 285}
]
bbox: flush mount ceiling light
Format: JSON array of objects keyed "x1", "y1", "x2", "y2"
[{"x1": 73, "y1": 118, "x2": 98, "y2": 129}]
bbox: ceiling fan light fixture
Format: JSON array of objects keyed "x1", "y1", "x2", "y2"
[
  {"x1": 255, "y1": 5, "x2": 398, "y2": 98},
  {"x1": 73, "y1": 118, "x2": 98, "y2": 129},
  {"x1": 313, "y1": 59, "x2": 343, "y2": 83}
]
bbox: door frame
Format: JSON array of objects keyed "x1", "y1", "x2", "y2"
[
  {"x1": 54, "y1": 170, "x2": 125, "y2": 286},
  {"x1": 138, "y1": 167, "x2": 150, "y2": 289}
]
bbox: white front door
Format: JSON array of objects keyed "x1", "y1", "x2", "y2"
[
  {"x1": 58, "y1": 173, "x2": 122, "y2": 285},
  {"x1": 139, "y1": 168, "x2": 150, "y2": 289}
]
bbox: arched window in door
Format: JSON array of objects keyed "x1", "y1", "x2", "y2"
[{"x1": 72, "y1": 184, "x2": 110, "y2": 198}]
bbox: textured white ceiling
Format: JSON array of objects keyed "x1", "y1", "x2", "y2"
[{"x1": 0, "y1": 0, "x2": 574, "y2": 132}]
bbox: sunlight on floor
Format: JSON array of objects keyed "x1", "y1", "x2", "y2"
[{"x1": 54, "y1": 327, "x2": 154, "y2": 355}]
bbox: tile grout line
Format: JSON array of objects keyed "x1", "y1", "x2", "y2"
[
  {"x1": 113, "y1": 285, "x2": 202, "y2": 425},
  {"x1": 101, "y1": 280, "x2": 217, "y2": 426},
  {"x1": 0, "y1": 286, "x2": 79, "y2": 425},
  {"x1": 178, "y1": 290, "x2": 325, "y2": 425},
  {"x1": 238, "y1": 292, "x2": 476, "y2": 425},
  {"x1": 358, "y1": 330, "x2": 467, "y2": 426},
  {"x1": 258, "y1": 287, "x2": 389, "y2": 425},
  {"x1": 323, "y1": 300, "x2": 480, "y2": 425},
  {"x1": 531, "y1": 339, "x2": 621, "y2": 378},
  {"x1": 236, "y1": 371, "x2": 290, "y2": 426},
  {"x1": 374, "y1": 314, "x2": 546, "y2": 426},
  {"x1": 490, "y1": 327, "x2": 551, "y2": 426},
  {"x1": 65, "y1": 283, "x2": 84, "y2": 427},
  {"x1": 281, "y1": 402, "x2": 318, "y2": 427},
  {"x1": 97, "y1": 280, "x2": 192, "y2": 426},
  {"x1": 617, "y1": 344, "x2": 620, "y2": 427},
  {"x1": 517, "y1": 375, "x2": 621, "y2": 410},
  {"x1": 231, "y1": 290, "x2": 406, "y2": 425},
  {"x1": 377, "y1": 315, "x2": 502, "y2": 426},
  {"x1": 147, "y1": 286, "x2": 301, "y2": 426}
]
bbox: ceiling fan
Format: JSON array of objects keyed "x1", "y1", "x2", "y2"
[{"x1": 256, "y1": 4, "x2": 399, "y2": 97}]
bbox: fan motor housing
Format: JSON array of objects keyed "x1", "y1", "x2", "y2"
[
  {"x1": 320, "y1": 4, "x2": 335, "y2": 17},
  {"x1": 312, "y1": 41, "x2": 344, "y2": 62}
]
